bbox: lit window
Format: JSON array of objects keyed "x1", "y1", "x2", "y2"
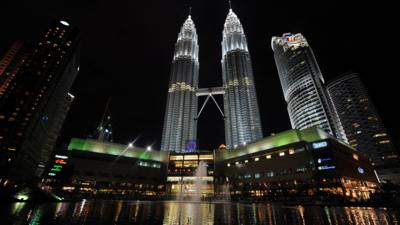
[
  {"x1": 170, "y1": 155, "x2": 183, "y2": 161},
  {"x1": 235, "y1": 161, "x2": 239, "y2": 165},
  {"x1": 373, "y1": 133, "x2": 387, "y2": 138},
  {"x1": 254, "y1": 157, "x2": 259, "y2": 161},
  {"x1": 353, "y1": 154, "x2": 359, "y2": 161},
  {"x1": 289, "y1": 149, "x2": 295, "y2": 155},
  {"x1": 184, "y1": 155, "x2": 198, "y2": 160},
  {"x1": 227, "y1": 163, "x2": 231, "y2": 167},
  {"x1": 266, "y1": 155, "x2": 271, "y2": 159},
  {"x1": 244, "y1": 160, "x2": 249, "y2": 163},
  {"x1": 279, "y1": 152, "x2": 285, "y2": 157},
  {"x1": 199, "y1": 154, "x2": 213, "y2": 160}
]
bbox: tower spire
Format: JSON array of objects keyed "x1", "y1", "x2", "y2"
[
  {"x1": 94, "y1": 97, "x2": 113, "y2": 142},
  {"x1": 188, "y1": 6, "x2": 192, "y2": 17},
  {"x1": 228, "y1": 0, "x2": 232, "y2": 10}
]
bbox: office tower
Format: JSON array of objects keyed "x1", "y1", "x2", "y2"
[
  {"x1": 94, "y1": 98, "x2": 113, "y2": 142},
  {"x1": 161, "y1": 15, "x2": 199, "y2": 152},
  {"x1": 327, "y1": 73, "x2": 400, "y2": 183},
  {"x1": 271, "y1": 33, "x2": 343, "y2": 139},
  {"x1": 221, "y1": 8, "x2": 263, "y2": 149},
  {"x1": 0, "y1": 20, "x2": 80, "y2": 185}
]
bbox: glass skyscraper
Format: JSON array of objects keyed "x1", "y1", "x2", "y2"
[
  {"x1": 0, "y1": 20, "x2": 80, "y2": 185},
  {"x1": 271, "y1": 33, "x2": 343, "y2": 139},
  {"x1": 221, "y1": 9, "x2": 263, "y2": 149},
  {"x1": 327, "y1": 73, "x2": 400, "y2": 184},
  {"x1": 161, "y1": 15, "x2": 199, "y2": 152}
]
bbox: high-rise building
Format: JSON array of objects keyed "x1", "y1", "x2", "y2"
[
  {"x1": 161, "y1": 15, "x2": 199, "y2": 152},
  {"x1": 221, "y1": 9, "x2": 263, "y2": 149},
  {"x1": 327, "y1": 73, "x2": 400, "y2": 184},
  {"x1": 271, "y1": 33, "x2": 343, "y2": 139},
  {"x1": 0, "y1": 20, "x2": 80, "y2": 185},
  {"x1": 0, "y1": 41, "x2": 28, "y2": 97}
]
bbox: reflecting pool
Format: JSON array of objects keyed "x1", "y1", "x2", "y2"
[{"x1": 1, "y1": 200, "x2": 399, "y2": 225}]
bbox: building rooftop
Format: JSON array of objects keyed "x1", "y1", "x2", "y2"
[
  {"x1": 68, "y1": 138, "x2": 169, "y2": 162},
  {"x1": 68, "y1": 127, "x2": 345, "y2": 163},
  {"x1": 215, "y1": 127, "x2": 334, "y2": 161}
]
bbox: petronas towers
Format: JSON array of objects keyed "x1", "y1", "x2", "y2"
[
  {"x1": 161, "y1": 15, "x2": 199, "y2": 152},
  {"x1": 161, "y1": 8, "x2": 262, "y2": 152}
]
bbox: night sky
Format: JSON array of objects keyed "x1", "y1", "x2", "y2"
[{"x1": 1, "y1": 1, "x2": 399, "y2": 151}]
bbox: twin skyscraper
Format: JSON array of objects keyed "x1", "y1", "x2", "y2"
[{"x1": 161, "y1": 8, "x2": 263, "y2": 152}]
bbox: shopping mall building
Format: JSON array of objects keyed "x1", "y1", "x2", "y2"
[{"x1": 42, "y1": 127, "x2": 379, "y2": 201}]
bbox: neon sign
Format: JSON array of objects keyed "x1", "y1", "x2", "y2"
[
  {"x1": 312, "y1": 141, "x2": 328, "y2": 149},
  {"x1": 318, "y1": 165, "x2": 336, "y2": 171},
  {"x1": 317, "y1": 157, "x2": 332, "y2": 164}
]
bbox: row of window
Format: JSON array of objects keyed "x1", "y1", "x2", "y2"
[
  {"x1": 138, "y1": 161, "x2": 162, "y2": 168},
  {"x1": 226, "y1": 147, "x2": 305, "y2": 167},
  {"x1": 230, "y1": 167, "x2": 310, "y2": 180}
]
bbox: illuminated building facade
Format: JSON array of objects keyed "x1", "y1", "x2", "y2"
[
  {"x1": 162, "y1": 9, "x2": 263, "y2": 152},
  {"x1": 327, "y1": 73, "x2": 400, "y2": 184},
  {"x1": 221, "y1": 9, "x2": 263, "y2": 149},
  {"x1": 49, "y1": 127, "x2": 379, "y2": 201},
  {"x1": 271, "y1": 33, "x2": 344, "y2": 140},
  {"x1": 167, "y1": 152, "x2": 214, "y2": 199},
  {"x1": 43, "y1": 139, "x2": 169, "y2": 199},
  {"x1": 214, "y1": 127, "x2": 379, "y2": 201},
  {"x1": 0, "y1": 20, "x2": 80, "y2": 186},
  {"x1": 161, "y1": 15, "x2": 199, "y2": 152}
]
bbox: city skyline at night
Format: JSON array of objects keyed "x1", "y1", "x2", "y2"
[
  {"x1": 0, "y1": 2, "x2": 398, "y2": 151},
  {"x1": 2, "y1": 2, "x2": 400, "y2": 223}
]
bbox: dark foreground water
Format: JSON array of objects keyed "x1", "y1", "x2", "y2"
[{"x1": 1, "y1": 200, "x2": 399, "y2": 225}]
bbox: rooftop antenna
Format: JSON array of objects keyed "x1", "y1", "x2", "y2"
[
  {"x1": 229, "y1": 0, "x2": 232, "y2": 10},
  {"x1": 188, "y1": 6, "x2": 192, "y2": 18}
]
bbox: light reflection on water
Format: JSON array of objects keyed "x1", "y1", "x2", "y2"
[{"x1": 0, "y1": 200, "x2": 399, "y2": 225}]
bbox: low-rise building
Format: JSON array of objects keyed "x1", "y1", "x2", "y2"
[{"x1": 44, "y1": 127, "x2": 380, "y2": 201}]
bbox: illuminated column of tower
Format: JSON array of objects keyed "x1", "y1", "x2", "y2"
[
  {"x1": 221, "y1": 9, "x2": 263, "y2": 149},
  {"x1": 161, "y1": 15, "x2": 199, "y2": 152}
]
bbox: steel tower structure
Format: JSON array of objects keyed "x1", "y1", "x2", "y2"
[{"x1": 161, "y1": 15, "x2": 199, "y2": 152}]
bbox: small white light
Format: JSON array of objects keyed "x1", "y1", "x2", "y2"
[
  {"x1": 67, "y1": 93, "x2": 75, "y2": 99},
  {"x1": 146, "y1": 146, "x2": 151, "y2": 151},
  {"x1": 128, "y1": 143, "x2": 133, "y2": 148},
  {"x1": 60, "y1": 20, "x2": 69, "y2": 26},
  {"x1": 55, "y1": 155, "x2": 68, "y2": 159}
]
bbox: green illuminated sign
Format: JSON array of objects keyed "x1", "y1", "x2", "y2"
[{"x1": 68, "y1": 138, "x2": 169, "y2": 162}]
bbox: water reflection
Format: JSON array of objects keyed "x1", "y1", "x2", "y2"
[{"x1": 0, "y1": 200, "x2": 399, "y2": 225}]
